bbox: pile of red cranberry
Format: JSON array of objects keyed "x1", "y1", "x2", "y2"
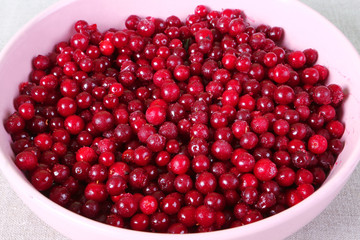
[{"x1": 4, "y1": 5, "x2": 345, "y2": 233}]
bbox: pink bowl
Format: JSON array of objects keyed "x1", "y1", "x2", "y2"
[{"x1": 1, "y1": 0, "x2": 360, "y2": 239}]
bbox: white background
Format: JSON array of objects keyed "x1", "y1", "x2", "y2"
[{"x1": 0, "y1": 0, "x2": 360, "y2": 239}]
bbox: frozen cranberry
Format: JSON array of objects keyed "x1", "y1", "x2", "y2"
[
  {"x1": 184, "y1": 190, "x2": 203, "y2": 207},
  {"x1": 133, "y1": 146, "x2": 152, "y2": 166},
  {"x1": 160, "y1": 195, "x2": 181, "y2": 215},
  {"x1": 253, "y1": 159, "x2": 278, "y2": 181},
  {"x1": 308, "y1": 134, "x2": 328, "y2": 154},
  {"x1": 312, "y1": 86, "x2": 332, "y2": 105},
  {"x1": 130, "y1": 213, "x2": 149, "y2": 231},
  {"x1": 145, "y1": 105, "x2": 166, "y2": 125},
  {"x1": 70, "y1": 33, "x2": 89, "y2": 51},
  {"x1": 134, "y1": 122, "x2": 153, "y2": 140},
  {"x1": 15, "y1": 151, "x2": 38, "y2": 171},
  {"x1": 195, "y1": 172, "x2": 217, "y2": 194},
  {"x1": 18, "y1": 103, "x2": 35, "y2": 120},
  {"x1": 177, "y1": 206, "x2": 196, "y2": 227},
  {"x1": 301, "y1": 67, "x2": 319, "y2": 85},
  {"x1": 92, "y1": 111, "x2": 114, "y2": 132},
  {"x1": 188, "y1": 138, "x2": 209, "y2": 157},
  {"x1": 250, "y1": 116, "x2": 269, "y2": 134},
  {"x1": 191, "y1": 155, "x2": 210, "y2": 173},
  {"x1": 115, "y1": 195, "x2": 138, "y2": 218},
  {"x1": 174, "y1": 174, "x2": 193, "y2": 193},
  {"x1": 84, "y1": 182, "x2": 108, "y2": 202},
  {"x1": 168, "y1": 154, "x2": 190, "y2": 175},
  {"x1": 231, "y1": 151, "x2": 255, "y2": 173},
  {"x1": 76, "y1": 147, "x2": 97, "y2": 163},
  {"x1": 49, "y1": 186, "x2": 70, "y2": 206},
  {"x1": 219, "y1": 173, "x2": 239, "y2": 191},
  {"x1": 270, "y1": 64, "x2": 290, "y2": 83},
  {"x1": 129, "y1": 168, "x2": 149, "y2": 189},
  {"x1": 211, "y1": 140, "x2": 233, "y2": 161},
  {"x1": 64, "y1": 115, "x2": 84, "y2": 135},
  {"x1": 31, "y1": 169, "x2": 53, "y2": 191},
  {"x1": 150, "y1": 212, "x2": 170, "y2": 232},
  {"x1": 326, "y1": 120, "x2": 345, "y2": 138},
  {"x1": 195, "y1": 205, "x2": 216, "y2": 227},
  {"x1": 239, "y1": 132, "x2": 258, "y2": 150},
  {"x1": 275, "y1": 166, "x2": 296, "y2": 187},
  {"x1": 106, "y1": 175, "x2": 127, "y2": 196},
  {"x1": 274, "y1": 85, "x2": 295, "y2": 105},
  {"x1": 155, "y1": 151, "x2": 170, "y2": 167},
  {"x1": 139, "y1": 195, "x2": 158, "y2": 215},
  {"x1": 287, "y1": 51, "x2": 306, "y2": 69},
  {"x1": 106, "y1": 214, "x2": 124, "y2": 228},
  {"x1": 292, "y1": 151, "x2": 311, "y2": 169}
]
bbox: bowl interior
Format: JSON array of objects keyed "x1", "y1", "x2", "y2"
[{"x1": 1, "y1": 0, "x2": 360, "y2": 239}]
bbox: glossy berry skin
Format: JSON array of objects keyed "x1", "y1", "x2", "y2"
[
  {"x1": 150, "y1": 212, "x2": 170, "y2": 232},
  {"x1": 140, "y1": 196, "x2": 158, "y2": 215},
  {"x1": 287, "y1": 51, "x2": 306, "y2": 69},
  {"x1": 115, "y1": 195, "x2": 138, "y2": 218},
  {"x1": 168, "y1": 154, "x2": 190, "y2": 175},
  {"x1": 76, "y1": 147, "x2": 97, "y2": 163},
  {"x1": 84, "y1": 182, "x2": 108, "y2": 202},
  {"x1": 133, "y1": 146, "x2": 152, "y2": 166},
  {"x1": 106, "y1": 175, "x2": 127, "y2": 196},
  {"x1": 130, "y1": 213, "x2": 150, "y2": 231},
  {"x1": 92, "y1": 111, "x2": 115, "y2": 132},
  {"x1": 271, "y1": 64, "x2": 290, "y2": 83},
  {"x1": 129, "y1": 168, "x2": 149, "y2": 189},
  {"x1": 195, "y1": 205, "x2": 216, "y2": 227},
  {"x1": 18, "y1": 103, "x2": 35, "y2": 120},
  {"x1": 57, "y1": 97, "x2": 77, "y2": 117},
  {"x1": 231, "y1": 151, "x2": 255, "y2": 173},
  {"x1": 160, "y1": 196, "x2": 181, "y2": 215},
  {"x1": 274, "y1": 85, "x2": 295, "y2": 105},
  {"x1": 308, "y1": 135, "x2": 328, "y2": 154},
  {"x1": 211, "y1": 140, "x2": 233, "y2": 161},
  {"x1": 15, "y1": 151, "x2": 38, "y2": 171},
  {"x1": 253, "y1": 159, "x2": 278, "y2": 181},
  {"x1": 195, "y1": 172, "x2": 217, "y2": 194},
  {"x1": 146, "y1": 134, "x2": 166, "y2": 152},
  {"x1": 4, "y1": 113, "x2": 26, "y2": 134},
  {"x1": 145, "y1": 106, "x2": 166, "y2": 125},
  {"x1": 64, "y1": 115, "x2": 84, "y2": 135},
  {"x1": 31, "y1": 169, "x2": 54, "y2": 191}
]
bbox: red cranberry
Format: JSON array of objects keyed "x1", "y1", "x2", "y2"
[
  {"x1": 49, "y1": 186, "x2": 71, "y2": 206},
  {"x1": 145, "y1": 105, "x2": 166, "y2": 125},
  {"x1": 168, "y1": 154, "x2": 190, "y2": 175},
  {"x1": 253, "y1": 158, "x2": 278, "y2": 181},
  {"x1": 174, "y1": 174, "x2": 193, "y2": 193},
  {"x1": 211, "y1": 140, "x2": 233, "y2": 161},
  {"x1": 129, "y1": 168, "x2": 150, "y2": 189},
  {"x1": 308, "y1": 134, "x2": 328, "y2": 154},
  {"x1": 15, "y1": 151, "x2": 38, "y2": 171},
  {"x1": 231, "y1": 150, "x2": 255, "y2": 173},
  {"x1": 195, "y1": 172, "x2": 217, "y2": 194},
  {"x1": 84, "y1": 182, "x2": 108, "y2": 202},
  {"x1": 106, "y1": 176, "x2": 127, "y2": 196},
  {"x1": 150, "y1": 212, "x2": 170, "y2": 232},
  {"x1": 195, "y1": 205, "x2": 216, "y2": 227},
  {"x1": 115, "y1": 194, "x2": 138, "y2": 218},
  {"x1": 31, "y1": 169, "x2": 53, "y2": 191}
]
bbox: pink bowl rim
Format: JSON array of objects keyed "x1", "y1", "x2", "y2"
[{"x1": 0, "y1": 0, "x2": 360, "y2": 239}]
